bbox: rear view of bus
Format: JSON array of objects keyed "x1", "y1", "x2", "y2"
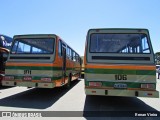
[
  {"x1": 84, "y1": 28, "x2": 159, "y2": 98},
  {"x1": 3, "y1": 34, "x2": 81, "y2": 88}
]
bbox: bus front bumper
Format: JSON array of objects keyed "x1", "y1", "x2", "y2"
[
  {"x1": 2, "y1": 80, "x2": 55, "y2": 88},
  {"x1": 85, "y1": 88, "x2": 159, "y2": 98}
]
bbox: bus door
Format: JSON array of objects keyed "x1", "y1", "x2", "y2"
[{"x1": 62, "y1": 45, "x2": 66, "y2": 85}]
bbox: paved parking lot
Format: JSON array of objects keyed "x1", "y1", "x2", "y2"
[{"x1": 0, "y1": 78, "x2": 160, "y2": 120}]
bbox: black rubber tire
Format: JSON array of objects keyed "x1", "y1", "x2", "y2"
[{"x1": 66, "y1": 73, "x2": 72, "y2": 88}]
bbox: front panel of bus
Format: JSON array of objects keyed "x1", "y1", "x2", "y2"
[
  {"x1": 2, "y1": 34, "x2": 61, "y2": 88},
  {"x1": 84, "y1": 29, "x2": 159, "y2": 98}
]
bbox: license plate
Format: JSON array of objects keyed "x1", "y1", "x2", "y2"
[
  {"x1": 23, "y1": 76, "x2": 32, "y2": 81},
  {"x1": 114, "y1": 83, "x2": 127, "y2": 89}
]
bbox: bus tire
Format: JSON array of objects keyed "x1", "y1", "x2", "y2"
[
  {"x1": 66, "y1": 73, "x2": 72, "y2": 88},
  {"x1": 81, "y1": 73, "x2": 84, "y2": 78}
]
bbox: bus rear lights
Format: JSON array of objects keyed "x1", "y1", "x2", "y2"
[
  {"x1": 41, "y1": 78, "x2": 51, "y2": 82},
  {"x1": 89, "y1": 82, "x2": 102, "y2": 87},
  {"x1": 141, "y1": 84, "x2": 155, "y2": 89},
  {"x1": 4, "y1": 76, "x2": 14, "y2": 80}
]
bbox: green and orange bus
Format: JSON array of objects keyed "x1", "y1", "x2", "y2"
[
  {"x1": 84, "y1": 28, "x2": 159, "y2": 98},
  {"x1": 2, "y1": 34, "x2": 82, "y2": 88}
]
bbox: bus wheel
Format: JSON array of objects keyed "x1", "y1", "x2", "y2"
[{"x1": 66, "y1": 73, "x2": 72, "y2": 88}]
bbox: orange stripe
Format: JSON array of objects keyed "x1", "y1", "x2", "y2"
[{"x1": 85, "y1": 64, "x2": 155, "y2": 70}]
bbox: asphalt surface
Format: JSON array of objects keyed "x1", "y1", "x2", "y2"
[{"x1": 0, "y1": 77, "x2": 160, "y2": 120}]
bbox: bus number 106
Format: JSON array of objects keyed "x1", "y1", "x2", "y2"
[{"x1": 115, "y1": 74, "x2": 127, "y2": 80}]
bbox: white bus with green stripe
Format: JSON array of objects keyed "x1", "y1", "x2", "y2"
[
  {"x1": 84, "y1": 28, "x2": 159, "y2": 98},
  {"x1": 2, "y1": 34, "x2": 82, "y2": 88}
]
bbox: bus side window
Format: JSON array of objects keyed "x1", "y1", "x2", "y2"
[
  {"x1": 67, "y1": 47, "x2": 69, "y2": 59},
  {"x1": 75, "y1": 53, "x2": 78, "y2": 62},
  {"x1": 73, "y1": 52, "x2": 76, "y2": 61},
  {"x1": 62, "y1": 43, "x2": 66, "y2": 56},
  {"x1": 58, "y1": 40, "x2": 62, "y2": 56},
  {"x1": 71, "y1": 49, "x2": 73, "y2": 60},
  {"x1": 70, "y1": 49, "x2": 72, "y2": 60},
  {"x1": 11, "y1": 41, "x2": 19, "y2": 53},
  {"x1": 142, "y1": 37, "x2": 150, "y2": 53},
  {"x1": 69, "y1": 48, "x2": 72, "y2": 60},
  {"x1": 67, "y1": 47, "x2": 72, "y2": 60}
]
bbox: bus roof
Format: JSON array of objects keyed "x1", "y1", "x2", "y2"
[
  {"x1": 13, "y1": 34, "x2": 58, "y2": 39},
  {"x1": 87, "y1": 28, "x2": 149, "y2": 34}
]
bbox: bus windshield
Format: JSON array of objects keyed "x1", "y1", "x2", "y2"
[
  {"x1": 90, "y1": 33, "x2": 151, "y2": 54},
  {"x1": 11, "y1": 38, "x2": 55, "y2": 54}
]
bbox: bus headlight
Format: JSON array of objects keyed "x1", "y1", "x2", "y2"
[
  {"x1": 141, "y1": 84, "x2": 155, "y2": 89},
  {"x1": 4, "y1": 76, "x2": 14, "y2": 80}
]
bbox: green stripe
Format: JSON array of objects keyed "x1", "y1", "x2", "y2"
[
  {"x1": 6, "y1": 66, "x2": 73, "y2": 71},
  {"x1": 85, "y1": 68, "x2": 156, "y2": 75},
  {"x1": 85, "y1": 81, "x2": 156, "y2": 89}
]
